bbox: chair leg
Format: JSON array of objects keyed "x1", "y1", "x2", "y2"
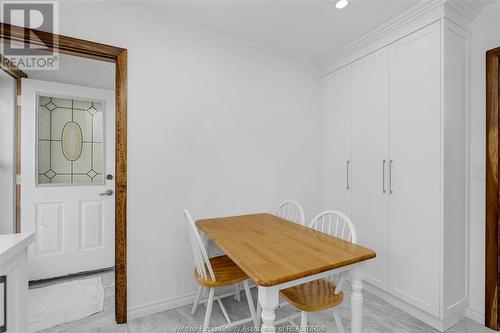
[
  {"x1": 300, "y1": 311, "x2": 308, "y2": 333},
  {"x1": 234, "y1": 282, "x2": 241, "y2": 302},
  {"x1": 203, "y1": 288, "x2": 215, "y2": 330},
  {"x1": 192, "y1": 286, "x2": 203, "y2": 315},
  {"x1": 333, "y1": 310, "x2": 345, "y2": 333},
  {"x1": 243, "y1": 280, "x2": 258, "y2": 327},
  {"x1": 256, "y1": 302, "x2": 262, "y2": 326}
]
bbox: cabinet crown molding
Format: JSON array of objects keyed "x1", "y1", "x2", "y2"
[{"x1": 319, "y1": 0, "x2": 493, "y2": 75}]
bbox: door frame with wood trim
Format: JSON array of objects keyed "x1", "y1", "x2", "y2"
[
  {"x1": 486, "y1": 46, "x2": 500, "y2": 331},
  {"x1": 0, "y1": 53, "x2": 26, "y2": 234},
  {"x1": 0, "y1": 23, "x2": 128, "y2": 324}
]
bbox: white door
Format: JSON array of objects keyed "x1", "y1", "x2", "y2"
[
  {"x1": 323, "y1": 66, "x2": 351, "y2": 215},
  {"x1": 21, "y1": 79, "x2": 115, "y2": 281},
  {"x1": 388, "y1": 22, "x2": 441, "y2": 316},
  {"x1": 351, "y1": 48, "x2": 389, "y2": 290}
]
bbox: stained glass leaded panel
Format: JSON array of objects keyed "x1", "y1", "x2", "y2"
[{"x1": 37, "y1": 95, "x2": 104, "y2": 185}]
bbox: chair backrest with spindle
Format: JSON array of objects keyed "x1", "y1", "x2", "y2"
[
  {"x1": 184, "y1": 209, "x2": 215, "y2": 282},
  {"x1": 309, "y1": 210, "x2": 357, "y2": 294},
  {"x1": 309, "y1": 210, "x2": 357, "y2": 243},
  {"x1": 275, "y1": 200, "x2": 306, "y2": 225}
]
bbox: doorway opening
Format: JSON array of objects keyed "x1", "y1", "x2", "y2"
[
  {"x1": 0, "y1": 23, "x2": 128, "y2": 326},
  {"x1": 0, "y1": 54, "x2": 25, "y2": 235}
]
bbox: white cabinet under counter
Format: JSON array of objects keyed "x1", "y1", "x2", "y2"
[{"x1": 0, "y1": 233, "x2": 35, "y2": 333}]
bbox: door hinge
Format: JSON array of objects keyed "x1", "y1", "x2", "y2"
[
  {"x1": 16, "y1": 174, "x2": 21, "y2": 185},
  {"x1": 16, "y1": 95, "x2": 21, "y2": 106}
]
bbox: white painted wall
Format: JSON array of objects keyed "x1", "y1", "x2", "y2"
[
  {"x1": 54, "y1": 2, "x2": 322, "y2": 313},
  {"x1": 468, "y1": 0, "x2": 500, "y2": 323}
]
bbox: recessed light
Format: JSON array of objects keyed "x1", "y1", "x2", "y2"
[{"x1": 335, "y1": 0, "x2": 349, "y2": 9}]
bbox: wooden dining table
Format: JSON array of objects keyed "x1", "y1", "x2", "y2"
[{"x1": 197, "y1": 213, "x2": 376, "y2": 333}]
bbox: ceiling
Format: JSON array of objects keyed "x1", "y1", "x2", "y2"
[
  {"x1": 122, "y1": 0, "x2": 421, "y2": 61},
  {"x1": 27, "y1": 53, "x2": 115, "y2": 90}
]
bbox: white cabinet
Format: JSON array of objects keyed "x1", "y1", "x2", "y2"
[
  {"x1": 323, "y1": 66, "x2": 351, "y2": 216},
  {"x1": 0, "y1": 233, "x2": 34, "y2": 333},
  {"x1": 351, "y1": 48, "x2": 389, "y2": 291},
  {"x1": 388, "y1": 22, "x2": 442, "y2": 316},
  {"x1": 322, "y1": 19, "x2": 468, "y2": 331}
]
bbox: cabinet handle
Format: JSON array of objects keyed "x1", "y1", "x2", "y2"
[
  {"x1": 346, "y1": 160, "x2": 350, "y2": 190},
  {"x1": 382, "y1": 160, "x2": 386, "y2": 193},
  {"x1": 389, "y1": 160, "x2": 393, "y2": 194}
]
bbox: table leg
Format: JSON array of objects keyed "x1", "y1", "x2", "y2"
[
  {"x1": 258, "y1": 286, "x2": 279, "y2": 333},
  {"x1": 350, "y1": 266, "x2": 364, "y2": 333}
]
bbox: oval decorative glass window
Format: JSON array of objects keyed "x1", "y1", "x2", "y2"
[
  {"x1": 38, "y1": 96, "x2": 104, "y2": 185},
  {"x1": 61, "y1": 121, "x2": 83, "y2": 161}
]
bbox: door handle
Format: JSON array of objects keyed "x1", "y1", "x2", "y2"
[
  {"x1": 382, "y1": 160, "x2": 386, "y2": 194},
  {"x1": 346, "y1": 160, "x2": 350, "y2": 190},
  {"x1": 99, "y1": 189, "x2": 114, "y2": 196},
  {"x1": 389, "y1": 160, "x2": 393, "y2": 194}
]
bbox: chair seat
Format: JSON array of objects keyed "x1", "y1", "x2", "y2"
[
  {"x1": 194, "y1": 255, "x2": 248, "y2": 288},
  {"x1": 280, "y1": 279, "x2": 343, "y2": 312}
]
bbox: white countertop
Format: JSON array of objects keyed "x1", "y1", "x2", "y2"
[{"x1": 0, "y1": 232, "x2": 35, "y2": 265}]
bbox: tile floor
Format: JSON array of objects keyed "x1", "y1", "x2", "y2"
[{"x1": 38, "y1": 279, "x2": 495, "y2": 333}]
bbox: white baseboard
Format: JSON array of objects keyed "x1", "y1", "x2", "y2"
[
  {"x1": 127, "y1": 284, "x2": 254, "y2": 321},
  {"x1": 465, "y1": 307, "x2": 484, "y2": 325},
  {"x1": 128, "y1": 292, "x2": 196, "y2": 320}
]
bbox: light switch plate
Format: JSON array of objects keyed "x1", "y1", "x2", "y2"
[{"x1": 473, "y1": 165, "x2": 485, "y2": 181}]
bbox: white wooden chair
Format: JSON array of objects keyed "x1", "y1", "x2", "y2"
[
  {"x1": 279, "y1": 210, "x2": 356, "y2": 333},
  {"x1": 184, "y1": 210, "x2": 258, "y2": 331},
  {"x1": 275, "y1": 200, "x2": 305, "y2": 225}
]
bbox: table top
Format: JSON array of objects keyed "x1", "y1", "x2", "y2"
[{"x1": 196, "y1": 213, "x2": 376, "y2": 286}]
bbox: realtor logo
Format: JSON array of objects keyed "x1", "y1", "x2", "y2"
[{"x1": 1, "y1": 1, "x2": 59, "y2": 70}]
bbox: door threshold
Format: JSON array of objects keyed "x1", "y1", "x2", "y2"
[{"x1": 29, "y1": 266, "x2": 114, "y2": 287}]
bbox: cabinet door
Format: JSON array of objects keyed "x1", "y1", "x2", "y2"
[
  {"x1": 323, "y1": 66, "x2": 351, "y2": 216},
  {"x1": 388, "y1": 22, "x2": 441, "y2": 316},
  {"x1": 351, "y1": 48, "x2": 389, "y2": 290}
]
